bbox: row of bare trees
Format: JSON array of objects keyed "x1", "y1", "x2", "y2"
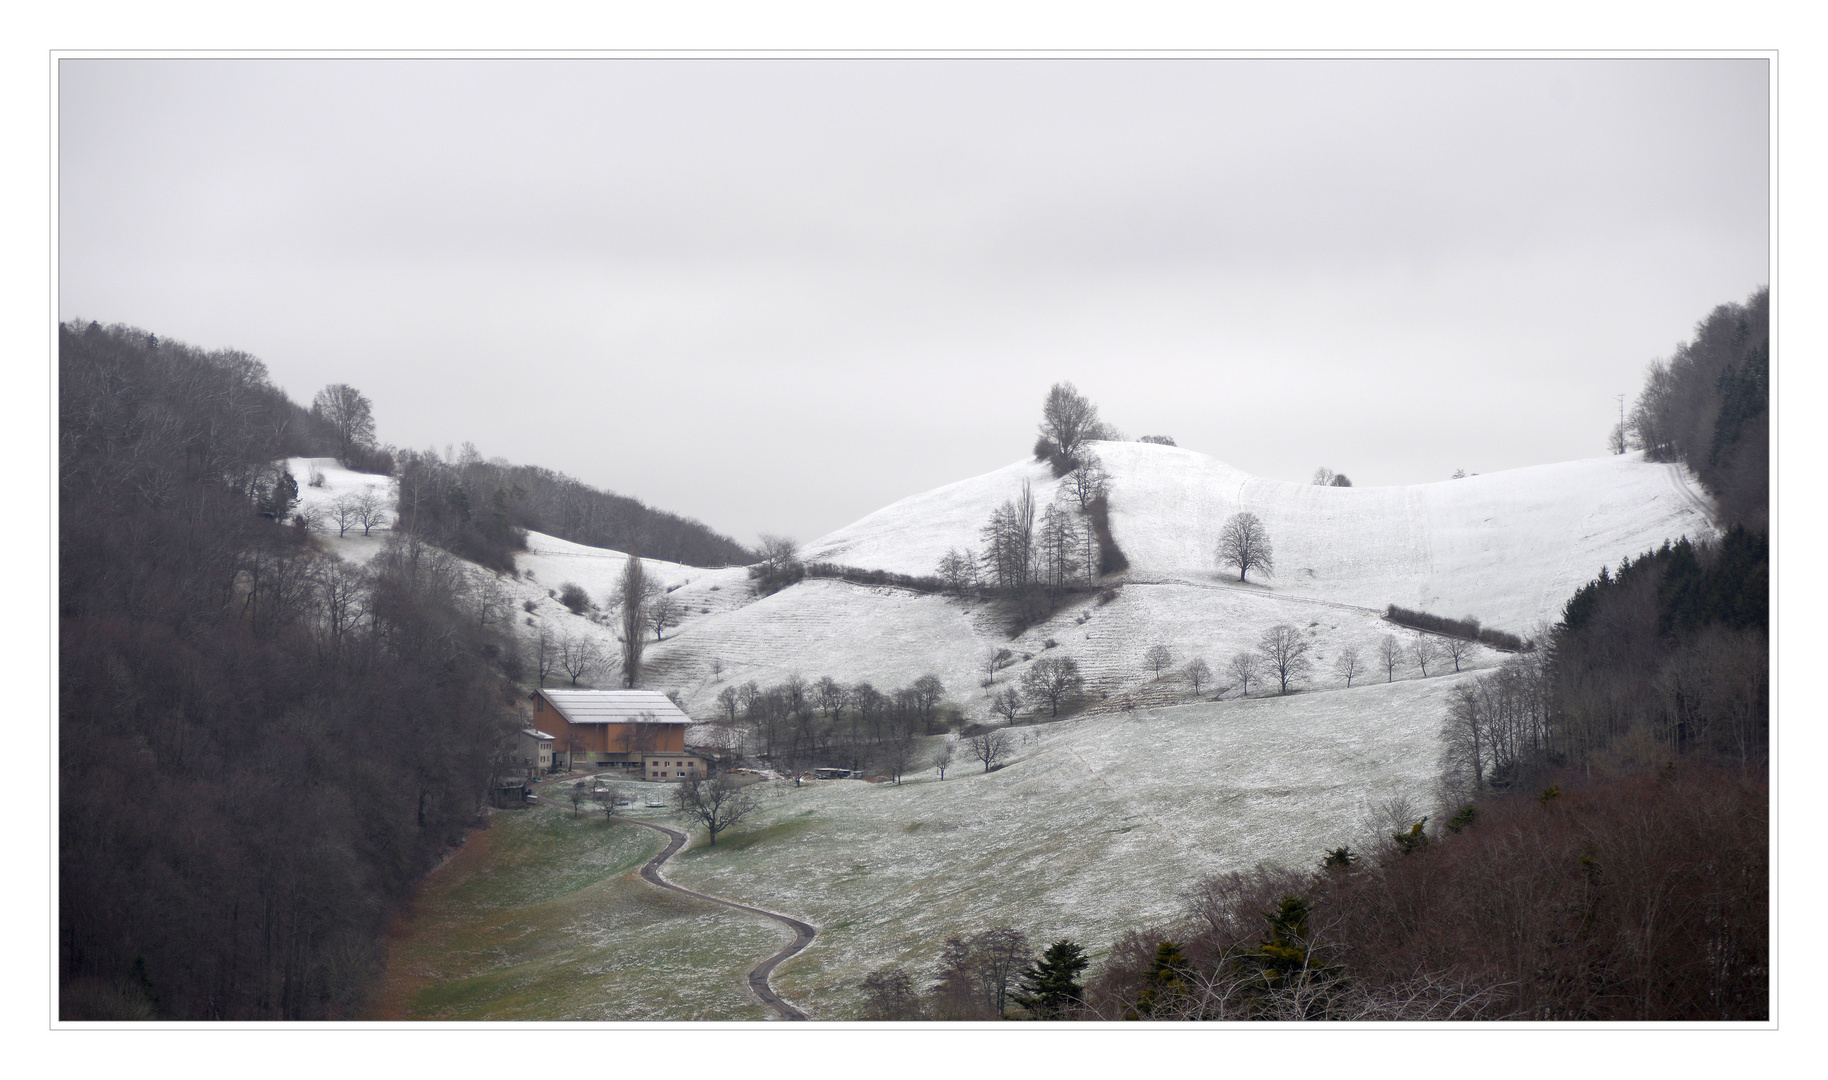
[{"x1": 711, "y1": 672, "x2": 951, "y2": 781}]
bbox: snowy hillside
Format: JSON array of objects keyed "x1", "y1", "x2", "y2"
[
  {"x1": 804, "y1": 442, "x2": 1715, "y2": 635},
  {"x1": 286, "y1": 444, "x2": 1713, "y2": 724}
]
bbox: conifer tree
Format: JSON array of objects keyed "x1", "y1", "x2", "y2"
[{"x1": 1011, "y1": 939, "x2": 1089, "y2": 1019}]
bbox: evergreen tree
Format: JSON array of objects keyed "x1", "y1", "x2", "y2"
[{"x1": 1011, "y1": 939, "x2": 1089, "y2": 1019}]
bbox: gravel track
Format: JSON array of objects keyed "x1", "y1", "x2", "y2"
[{"x1": 621, "y1": 817, "x2": 816, "y2": 1021}]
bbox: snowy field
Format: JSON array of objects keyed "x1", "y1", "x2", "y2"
[{"x1": 641, "y1": 672, "x2": 1474, "y2": 1018}]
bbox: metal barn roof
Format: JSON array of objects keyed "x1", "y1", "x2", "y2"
[{"x1": 536, "y1": 689, "x2": 692, "y2": 726}]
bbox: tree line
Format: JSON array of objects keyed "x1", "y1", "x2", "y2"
[
  {"x1": 60, "y1": 322, "x2": 523, "y2": 1020},
  {"x1": 1623, "y1": 285, "x2": 1768, "y2": 529}
]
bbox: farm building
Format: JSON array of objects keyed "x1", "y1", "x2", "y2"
[{"x1": 531, "y1": 689, "x2": 693, "y2": 772}]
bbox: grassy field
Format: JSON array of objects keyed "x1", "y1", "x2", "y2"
[
  {"x1": 368, "y1": 800, "x2": 790, "y2": 1021},
  {"x1": 373, "y1": 674, "x2": 1466, "y2": 1021}
]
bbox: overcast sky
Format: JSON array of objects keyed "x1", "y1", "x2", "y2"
[{"x1": 57, "y1": 58, "x2": 1770, "y2": 549}]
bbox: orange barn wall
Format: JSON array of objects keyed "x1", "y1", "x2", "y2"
[{"x1": 532, "y1": 694, "x2": 687, "y2": 755}]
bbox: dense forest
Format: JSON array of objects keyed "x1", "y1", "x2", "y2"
[
  {"x1": 58, "y1": 325, "x2": 511, "y2": 1018},
  {"x1": 398, "y1": 444, "x2": 755, "y2": 571}
]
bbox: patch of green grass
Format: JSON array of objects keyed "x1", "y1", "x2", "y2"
[
  {"x1": 678, "y1": 815, "x2": 816, "y2": 858},
  {"x1": 373, "y1": 806, "x2": 788, "y2": 1021}
]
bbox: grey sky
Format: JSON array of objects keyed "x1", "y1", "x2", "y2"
[{"x1": 57, "y1": 58, "x2": 1770, "y2": 551}]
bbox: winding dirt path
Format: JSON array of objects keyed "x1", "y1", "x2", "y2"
[{"x1": 621, "y1": 817, "x2": 816, "y2": 1021}]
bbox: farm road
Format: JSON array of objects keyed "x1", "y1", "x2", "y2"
[{"x1": 621, "y1": 817, "x2": 816, "y2": 1021}]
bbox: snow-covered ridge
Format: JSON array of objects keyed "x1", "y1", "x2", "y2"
[{"x1": 804, "y1": 441, "x2": 1714, "y2": 635}]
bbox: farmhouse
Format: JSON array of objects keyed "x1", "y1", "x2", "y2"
[
  {"x1": 512, "y1": 728, "x2": 556, "y2": 778},
  {"x1": 531, "y1": 688, "x2": 694, "y2": 773}
]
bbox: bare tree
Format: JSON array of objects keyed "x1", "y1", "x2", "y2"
[
  {"x1": 1312, "y1": 467, "x2": 1336, "y2": 486},
  {"x1": 1038, "y1": 382, "x2": 1114, "y2": 462},
  {"x1": 325, "y1": 493, "x2": 360, "y2": 537},
  {"x1": 1227, "y1": 651, "x2": 1262, "y2": 696},
  {"x1": 991, "y1": 687, "x2": 1022, "y2": 722},
  {"x1": 351, "y1": 488, "x2": 388, "y2": 535},
  {"x1": 1216, "y1": 512, "x2": 1274, "y2": 583},
  {"x1": 1257, "y1": 624, "x2": 1312, "y2": 694},
  {"x1": 311, "y1": 384, "x2": 376, "y2": 463},
  {"x1": 530, "y1": 622, "x2": 561, "y2": 686},
  {"x1": 937, "y1": 547, "x2": 979, "y2": 594},
  {"x1": 647, "y1": 591, "x2": 681, "y2": 640},
  {"x1": 933, "y1": 739, "x2": 955, "y2": 780},
  {"x1": 983, "y1": 646, "x2": 1015, "y2": 688},
  {"x1": 1441, "y1": 636, "x2": 1478, "y2": 673},
  {"x1": 968, "y1": 727, "x2": 1012, "y2": 772},
  {"x1": 1067, "y1": 453, "x2": 1110, "y2": 509},
  {"x1": 1144, "y1": 643, "x2": 1175, "y2": 679},
  {"x1": 1377, "y1": 635, "x2": 1404, "y2": 682},
  {"x1": 616, "y1": 554, "x2": 648, "y2": 687},
  {"x1": 757, "y1": 534, "x2": 801, "y2": 580},
  {"x1": 1409, "y1": 634, "x2": 1442, "y2": 678},
  {"x1": 1020, "y1": 656, "x2": 1083, "y2": 717},
  {"x1": 859, "y1": 968, "x2": 924, "y2": 1021},
  {"x1": 1333, "y1": 644, "x2": 1363, "y2": 687},
  {"x1": 672, "y1": 773, "x2": 761, "y2": 846},
  {"x1": 567, "y1": 780, "x2": 590, "y2": 817},
  {"x1": 558, "y1": 631, "x2": 605, "y2": 686},
  {"x1": 1184, "y1": 657, "x2": 1211, "y2": 696}
]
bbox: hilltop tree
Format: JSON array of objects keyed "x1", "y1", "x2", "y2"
[
  {"x1": 311, "y1": 383, "x2": 376, "y2": 463},
  {"x1": 1217, "y1": 512, "x2": 1274, "y2": 583},
  {"x1": 1257, "y1": 625, "x2": 1312, "y2": 694},
  {"x1": 1038, "y1": 382, "x2": 1114, "y2": 463},
  {"x1": 1312, "y1": 467, "x2": 1336, "y2": 486}
]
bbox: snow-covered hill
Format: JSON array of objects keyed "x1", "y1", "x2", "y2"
[{"x1": 287, "y1": 444, "x2": 1713, "y2": 724}]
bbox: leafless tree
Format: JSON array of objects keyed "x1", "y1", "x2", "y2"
[
  {"x1": 991, "y1": 687, "x2": 1022, "y2": 722},
  {"x1": 1144, "y1": 643, "x2": 1175, "y2": 679},
  {"x1": 936, "y1": 547, "x2": 979, "y2": 594},
  {"x1": 1257, "y1": 625, "x2": 1312, "y2": 694},
  {"x1": 1067, "y1": 453, "x2": 1110, "y2": 509},
  {"x1": 1038, "y1": 382, "x2": 1114, "y2": 461},
  {"x1": 672, "y1": 773, "x2": 761, "y2": 845},
  {"x1": 558, "y1": 631, "x2": 605, "y2": 686},
  {"x1": 1333, "y1": 644, "x2": 1363, "y2": 687},
  {"x1": 351, "y1": 488, "x2": 388, "y2": 535},
  {"x1": 968, "y1": 727, "x2": 1011, "y2": 772},
  {"x1": 859, "y1": 968, "x2": 924, "y2": 1020},
  {"x1": 1312, "y1": 466, "x2": 1336, "y2": 486},
  {"x1": 311, "y1": 383, "x2": 376, "y2": 463},
  {"x1": 647, "y1": 591, "x2": 681, "y2": 640},
  {"x1": 1216, "y1": 512, "x2": 1274, "y2": 583},
  {"x1": 933, "y1": 739, "x2": 955, "y2": 780},
  {"x1": 1409, "y1": 634, "x2": 1442, "y2": 677},
  {"x1": 532, "y1": 622, "x2": 560, "y2": 685},
  {"x1": 1184, "y1": 657, "x2": 1211, "y2": 696},
  {"x1": 1377, "y1": 635, "x2": 1404, "y2": 682},
  {"x1": 1020, "y1": 655, "x2": 1083, "y2": 717},
  {"x1": 616, "y1": 555, "x2": 648, "y2": 687},
  {"x1": 1441, "y1": 636, "x2": 1478, "y2": 673},
  {"x1": 983, "y1": 646, "x2": 1015, "y2": 688},
  {"x1": 325, "y1": 493, "x2": 360, "y2": 537},
  {"x1": 1227, "y1": 651, "x2": 1262, "y2": 696},
  {"x1": 758, "y1": 534, "x2": 801, "y2": 578}
]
